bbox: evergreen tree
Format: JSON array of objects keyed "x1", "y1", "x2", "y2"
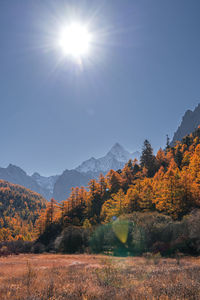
[
  {"x1": 174, "y1": 145, "x2": 183, "y2": 169},
  {"x1": 87, "y1": 179, "x2": 102, "y2": 221},
  {"x1": 140, "y1": 140, "x2": 157, "y2": 177},
  {"x1": 166, "y1": 134, "x2": 170, "y2": 150}
]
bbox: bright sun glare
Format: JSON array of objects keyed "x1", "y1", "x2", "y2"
[{"x1": 59, "y1": 22, "x2": 92, "y2": 59}]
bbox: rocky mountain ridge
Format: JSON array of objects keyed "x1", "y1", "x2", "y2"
[
  {"x1": 0, "y1": 143, "x2": 140, "y2": 201},
  {"x1": 54, "y1": 143, "x2": 140, "y2": 201},
  {"x1": 0, "y1": 164, "x2": 51, "y2": 200},
  {"x1": 171, "y1": 103, "x2": 200, "y2": 145},
  {"x1": 76, "y1": 143, "x2": 140, "y2": 173}
]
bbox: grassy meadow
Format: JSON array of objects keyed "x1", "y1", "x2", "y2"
[{"x1": 0, "y1": 254, "x2": 200, "y2": 299}]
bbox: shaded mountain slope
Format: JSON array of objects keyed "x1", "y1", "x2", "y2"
[{"x1": 171, "y1": 103, "x2": 200, "y2": 145}]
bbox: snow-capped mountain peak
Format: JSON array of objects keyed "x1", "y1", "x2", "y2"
[
  {"x1": 0, "y1": 144, "x2": 140, "y2": 202},
  {"x1": 76, "y1": 143, "x2": 140, "y2": 174},
  {"x1": 107, "y1": 142, "x2": 131, "y2": 162}
]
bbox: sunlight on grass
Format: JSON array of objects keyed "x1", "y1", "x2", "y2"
[{"x1": 0, "y1": 254, "x2": 200, "y2": 299}]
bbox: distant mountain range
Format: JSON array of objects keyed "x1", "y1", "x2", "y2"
[
  {"x1": 32, "y1": 173, "x2": 59, "y2": 196},
  {"x1": 2, "y1": 100, "x2": 200, "y2": 202},
  {"x1": 76, "y1": 143, "x2": 139, "y2": 173},
  {"x1": 0, "y1": 164, "x2": 52, "y2": 200},
  {"x1": 0, "y1": 143, "x2": 140, "y2": 202},
  {"x1": 53, "y1": 143, "x2": 140, "y2": 201},
  {"x1": 171, "y1": 103, "x2": 200, "y2": 145}
]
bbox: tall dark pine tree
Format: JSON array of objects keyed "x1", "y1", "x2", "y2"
[
  {"x1": 88, "y1": 179, "x2": 102, "y2": 221},
  {"x1": 140, "y1": 140, "x2": 157, "y2": 177},
  {"x1": 174, "y1": 145, "x2": 183, "y2": 169},
  {"x1": 166, "y1": 134, "x2": 170, "y2": 151}
]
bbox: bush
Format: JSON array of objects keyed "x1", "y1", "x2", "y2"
[
  {"x1": 0, "y1": 246, "x2": 10, "y2": 256},
  {"x1": 37, "y1": 223, "x2": 62, "y2": 247},
  {"x1": 31, "y1": 242, "x2": 45, "y2": 254},
  {"x1": 90, "y1": 223, "x2": 114, "y2": 254},
  {"x1": 184, "y1": 209, "x2": 200, "y2": 255},
  {"x1": 55, "y1": 226, "x2": 89, "y2": 254},
  {"x1": 90, "y1": 220, "x2": 135, "y2": 256},
  {"x1": 127, "y1": 210, "x2": 200, "y2": 256},
  {"x1": 0, "y1": 240, "x2": 33, "y2": 255}
]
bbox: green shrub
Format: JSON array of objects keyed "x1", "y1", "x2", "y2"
[{"x1": 55, "y1": 226, "x2": 89, "y2": 253}]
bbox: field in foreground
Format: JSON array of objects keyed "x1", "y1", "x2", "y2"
[{"x1": 0, "y1": 254, "x2": 200, "y2": 299}]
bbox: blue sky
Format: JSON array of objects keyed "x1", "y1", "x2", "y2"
[{"x1": 0, "y1": 0, "x2": 200, "y2": 176}]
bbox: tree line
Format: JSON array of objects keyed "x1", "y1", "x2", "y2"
[
  {"x1": 37, "y1": 126, "x2": 200, "y2": 237},
  {"x1": 1, "y1": 126, "x2": 200, "y2": 245}
]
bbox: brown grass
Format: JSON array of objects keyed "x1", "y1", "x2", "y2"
[{"x1": 0, "y1": 254, "x2": 200, "y2": 299}]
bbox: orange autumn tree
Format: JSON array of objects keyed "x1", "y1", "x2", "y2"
[
  {"x1": 153, "y1": 160, "x2": 186, "y2": 218},
  {"x1": 101, "y1": 189, "x2": 126, "y2": 222},
  {"x1": 35, "y1": 126, "x2": 200, "y2": 240},
  {"x1": 188, "y1": 144, "x2": 200, "y2": 205}
]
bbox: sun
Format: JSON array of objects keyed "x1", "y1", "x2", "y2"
[{"x1": 59, "y1": 22, "x2": 92, "y2": 59}]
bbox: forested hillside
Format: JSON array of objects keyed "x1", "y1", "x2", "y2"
[
  {"x1": 33, "y1": 126, "x2": 200, "y2": 255},
  {"x1": 0, "y1": 181, "x2": 46, "y2": 241},
  {"x1": 1, "y1": 126, "x2": 200, "y2": 253},
  {"x1": 38, "y1": 126, "x2": 200, "y2": 230}
]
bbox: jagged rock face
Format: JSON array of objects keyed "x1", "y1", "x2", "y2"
[
  {"x1": 32, "y1": 173, "x2": 59, "y2": 195},
  {"x1": 171, "y1": 104, "x2": 200, "y2": 145},
  {"x1": 53, "y1": 143, "x2": 140, "y2": 202},
  {"x1": 53, "y1": 169, "x2": 93, "y2": 201}
]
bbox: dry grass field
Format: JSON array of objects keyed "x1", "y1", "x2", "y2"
[{"x1": 0, "y1": 254, "x2": 200, "y2": 299}]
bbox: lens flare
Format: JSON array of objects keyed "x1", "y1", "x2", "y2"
[{"x1": 112, "y1": 219, "x2": 129, "y2": 244}]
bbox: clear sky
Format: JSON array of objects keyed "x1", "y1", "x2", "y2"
[{"x1": 0, "y1": 0, "x2": 200, "y2": 176}]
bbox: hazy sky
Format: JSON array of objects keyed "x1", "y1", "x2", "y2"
[{"x1": 0, "y1": 0, "x2": 200, "y2": 176}]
